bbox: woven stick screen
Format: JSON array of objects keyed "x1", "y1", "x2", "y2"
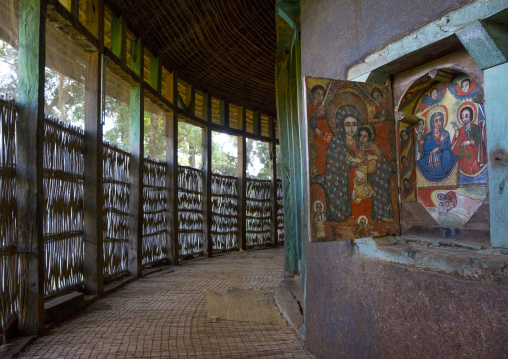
[
  {"x1": 103, "y1": 143, "x2": 130, "y2": 277},
  {"x1": 246, "y1": 179, "x2": 272, "y2": 247},
  {"x1": 276, "y1": 178, "x2": 284, "y2": 244},
  {"x1": 177, "y1": 166, "x2": 203, "y2": 257},
  {"x1": 43, "y1": 118, "x2": 84, "y2": 297},
  {"x1": 211, "y1": 174, "x2": 238, "y2": 251},
  {"x1": 142, "y1": 158, "x2": 167, "y2": 266},
  {"x1": 0, "y1": 98, "x2": 18, "y2": 338}
]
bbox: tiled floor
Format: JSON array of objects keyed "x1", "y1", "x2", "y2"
[{"x1": 18, "y1": 248, "x2": 315, "y2": 358}]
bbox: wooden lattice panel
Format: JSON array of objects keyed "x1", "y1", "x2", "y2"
[
  {"x1": 177, "y1": 79, "x2": 192, "y2": 111},
  {"x1": 276, "y1": 179, "x2": 284, "y2": 244},
  {"x1": 229, "y1": 103, "x2": 243, "y2": 130},
  {"x1": 103, "y1": 143, "x2": 130, "y2": 277},
  {"x1": 177, "y1": 166, "x2": 203, "y2": 257},
  {"x1": 195, "y1": 90, "x2": 205, "y2": 120},
  {"x1": 246, "y1": 109, "x2": 254, "y2": 134},
  {"x1": 211, "y1": 97, "x2": 222, "y2": 126},
  {"x1": 211, "y1": 174, "x2": 238, "y2": 251},
  {"x1": 260, "y1": 114, "x2": 269, "y2": 137},
  {"x1": 0, "y1": 98, "x2": 18, "y2": 338},
  {"x1": 246, "y1": 179, "x2": 271, "y2": 247},
  {"x1": 142, "y1": 158, "x2": 167, "y2": 266},
  {"x1": 161, "y1": 67, "x2": 173, "y2": 103},
  {"x1": 43, "y1": 118, "x2": 84, "y2": 296}
]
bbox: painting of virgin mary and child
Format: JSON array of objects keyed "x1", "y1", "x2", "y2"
[
  {"x1": 313, "y1": 105, "x2": 394, "y2": 224},
  {"x1": 307, "y1": 78, "x2": 399, "y2": 241}
]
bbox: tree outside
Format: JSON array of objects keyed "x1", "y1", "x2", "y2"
[
  {"x1": 247, "y1": 138, "x2": 270, "y2": 180},
  {"x1": 103, "y1": 95, "x2": 130, "y2": 152},
  {"x1": 44, "y1": 67, "x2": 85, "y2": 128},
  {"x1": 178, "y1": 121, "x2": 202, "y2": 168},
  {"x1": 212, "y1": 132, "x2": 237, "y2": 176},
  {"x1": 0, "y1": 40, "x2": 18, "y2": 100}
]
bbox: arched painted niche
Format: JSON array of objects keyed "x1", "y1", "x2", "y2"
[{"x1": 397, "y1": 69, "x2": 488, "y2": 230}]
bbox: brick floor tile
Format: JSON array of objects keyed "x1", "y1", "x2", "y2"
[{"x1": 18, "y1": 248, "x2": 315, "y2": 358}]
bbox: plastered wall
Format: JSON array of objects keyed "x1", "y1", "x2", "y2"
[{"x1": 300, "y1": 1, "x2": 508, "y2": 358}]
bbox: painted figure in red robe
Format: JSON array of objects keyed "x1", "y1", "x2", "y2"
[
  {"x1": 451, "y1": 106, "x2": 483, "y2": 176},
  {"x1": 308, "y1": 85, "x2": 332, "y2": 174}
]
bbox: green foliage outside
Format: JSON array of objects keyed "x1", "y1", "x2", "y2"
[
  {"x1": 212, "y1": 132, "x2": 237, "y2": 176},
  {"x1": 144, "y1": 111, "x2": 166, "y2": 160},
  {"x1": 247, "y1": 138, "x2": 270, "y2": 180},
  {"x1": 178, "y1": 121, "x2": 202, "y2": 168},
  {"x1": 44, "y1": 68, "x2": 85, "y2": 127},
  {"x1": 103, "y1": 95, "x2": 130, "y2": 151},
  {"x1": 1, "y1": 41, "x2": 272, "y2": 177},
  {"x1": 0, "y1": 40, "x2": 18, "y2": 100}
]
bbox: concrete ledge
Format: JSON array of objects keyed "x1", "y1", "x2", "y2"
[
  {"x1": 0, "y1": 335, "x2": 36, "y2": 359},
  {"x1": 354, "y1": 236, "x2": 508, "y2": 282},
  {"x1": 274, "y1": 276, "x2": 304, "y2": 339},
  {"x1": 44, "y1": 292, "x2": 85, "y2": 324}
]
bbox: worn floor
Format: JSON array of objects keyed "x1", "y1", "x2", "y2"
[{"x1": 17, "y1": 248, "x2": 314, "y2": 358}]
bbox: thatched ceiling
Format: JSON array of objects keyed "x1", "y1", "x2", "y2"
[{"x1": 105, "y1": 0, "x2": 277, "y2": 116}]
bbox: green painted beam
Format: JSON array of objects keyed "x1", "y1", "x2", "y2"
[
  {"x1": 110, "y1": 15, "x2": 122, "y2": 58},
  {"x1": 276, "y1": 55, "x2": 298, "y2": 274},
  {"x1": 289, "y1": 40, "x2": 303, "y2": 271},
  {"x1": 485, "y1": 62, "x2": 508, "y2": 248},
  {"x1": 129, "y1": 38, "x2": 142, "y2": 76},
  {"x1": 128, "y1": 86, "x2": 144, "y2": 277},
  {"x1": 456, "y1": 20, "x2": 508, "y2": 69},
  {"x1": 17, "y1": 0, "x2": 46, "y2": 336},
  {"x1": 276, "y1": 7, "x2": 296, "y2": 30},
  {"x1": 150, "y1": 56, "x2": 159, "y2": 89}
]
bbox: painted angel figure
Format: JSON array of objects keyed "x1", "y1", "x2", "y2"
[
  {"x1": 416, "y1": 84, "x2": 446, "y2": 113},
  {"x1": 399, "y1": 87, "x2": 426, "y2": 111},
  {"x1": 414, "y1": 118, "x2": 426, "y2": 160},
  {"x1": 447, "y1": 78, "x2": 482, "y2": 101}
]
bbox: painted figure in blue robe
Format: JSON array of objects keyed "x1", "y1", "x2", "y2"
[{"x1": 416, "y1": 112, "x2": 458, "y2": 182}]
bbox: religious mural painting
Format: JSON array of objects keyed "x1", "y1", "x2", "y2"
[
  {"x1": 306, "y1": 77, "x2": 400, "y2": 241},
  {"x1": 398, "y1": 72, "x2": 488, "y2": 228}
]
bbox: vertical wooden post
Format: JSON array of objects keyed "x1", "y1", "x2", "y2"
[
  {"x1": 237, "y1": 117, "x2": 247, "y2": 251},
  {"x1": 83, "y1": 52, "x2": 104, "y2": 294},
  {"x1": 17, "y1": 0, "x2": 46, "y2": 335},
  {"x1": 202, "y1": 125, "x2": 213, "y2": 257},
  {"x1": 269, "y1": 141, "x2": 278, "y2": 248},
  {"x1": 253, "y1": 111, "x2": 261, "y2": 136},
  {"x1": 189, "y1": 86, "x2": 196, "y2": 117},
  {"x1": 110, "y1": 15, "x2": 123, "y2": 59},
  {"x1": 456, "y1": 21, "x2": 508, "y2": 248},
  {"x1": 85, "y1": 0, "x2": 102, "y2": 39},
  {"x1": 128, "y1": 81, "x2": 144, "y2": 277},
  {"x1": 71, "y1": 0, "x2": 79, "y2": 19},
  {"x1": 156, "y1": 56, "x2": 163, "y2": 95},
  {"x1": 276, "y1": 54, "x2": 298, "y2": 274},
  {"x1": 166, "y1": 111, "x2": 179, "y2": 265},
  {"x1": 485, "y1": 63, "x2": 508, "y2": 248},
  {"x1": 223, "y1": 100, "x2": 230, "y2": 129},
  {"x1": 149, "y1": 56, "x2": 159, "y2": 90},
  {"x1": 120, "y1": 17, "x2": 127, "y2": 68}
]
